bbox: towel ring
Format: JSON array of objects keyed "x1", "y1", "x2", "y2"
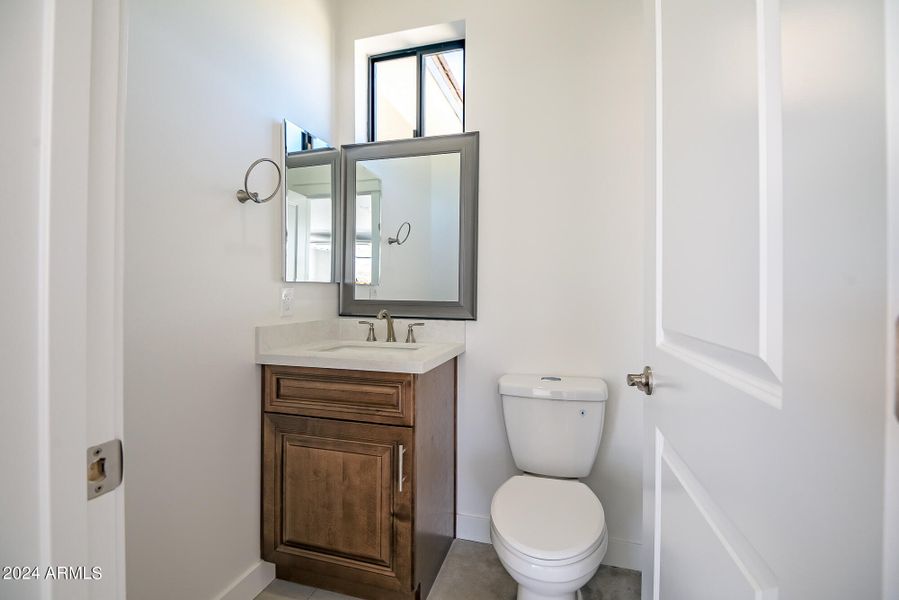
[
  {"x1": 388, "y1": 221, "x2": 412, "y2": 245},
  {"x1": 236, "y1": 158, "x2": 282, "y2": 204}
]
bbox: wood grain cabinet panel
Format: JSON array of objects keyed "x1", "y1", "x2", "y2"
[
  {"x1": 265, "y1": 366, "x2": 414, "y2": 426},
  {"x1": 261, "y1": 360, "x2": 456, "y2": 600},
  {"x1": 264, "y1": 414, "x2": 413, "y2": 590}
]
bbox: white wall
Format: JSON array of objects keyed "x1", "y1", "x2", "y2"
[
  {"x1": 0, "y1": 3, "x2": 44, "y2": 599},
  {"x1": 123, "y1": 1, "x2": 337, "y2": 598},
  {"x1": 335, "y1": 0, "x2": 646, "y2": 568},
  {"x1": 884, "y1": 0, "x2": 899, "y2": 596}
]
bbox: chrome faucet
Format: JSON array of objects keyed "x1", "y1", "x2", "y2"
[{"x1": 376, "y1": 309, "x2": 396, "y2": 342}]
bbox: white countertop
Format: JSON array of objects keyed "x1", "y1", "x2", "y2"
[{"x1": 256, "y1": 318, "x2": 465, "y2": 374}]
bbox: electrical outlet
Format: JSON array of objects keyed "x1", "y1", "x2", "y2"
[{"x1": 280, "y1": 287, "x2": 295, "y2": 318}]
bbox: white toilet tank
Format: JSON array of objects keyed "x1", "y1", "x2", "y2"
[{"x1": 499, "y1": 374, "x2": 608, "y2": 478}]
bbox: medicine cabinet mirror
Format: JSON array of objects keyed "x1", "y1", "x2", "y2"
[
  {"x1": 283, "y1": 120, "x2": 339, "y2": 283},
  {"x1": 340, "y1": 132, "x2": 478, "y2": 320}
]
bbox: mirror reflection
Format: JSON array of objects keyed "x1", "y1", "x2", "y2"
[
  {"x1": 285, "y1": 120, "x2": 330, "y2": 153},
  {"x1": 286, "y1": 162, "x2": 334, "y2": 282},
  {"x1": 353, "y1": 153, "x2": 461, "y2": 302},
  {"x1": 283, "y1": 120, "x2": 337, "y2": 283}
]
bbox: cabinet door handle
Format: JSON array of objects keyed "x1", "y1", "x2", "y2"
[{"x1": 398, "y1": 444, "x2": 406, "y2": 492}]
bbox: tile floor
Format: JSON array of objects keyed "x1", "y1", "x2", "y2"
[{"x1": 255, "y1": 540, "x2": 641, "y2": 600}]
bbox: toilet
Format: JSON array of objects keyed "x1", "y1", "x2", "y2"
[{"x1": 490, "y1": 374, "x2": 609, "y2": 600}]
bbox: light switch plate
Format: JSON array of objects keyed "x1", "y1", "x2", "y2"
[{"x1": 280, "y1": 287, "x2": 295, "y2": 318}]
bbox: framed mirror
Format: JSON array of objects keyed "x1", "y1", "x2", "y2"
[
  {"x1": 340, "y1": 132, "x2": 478, "y2": 319},
  {"x1": 283, "y1": 120, "x2": 339, "y2": 283}
]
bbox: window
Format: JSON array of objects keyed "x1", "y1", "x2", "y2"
[{"x1": 369, "y1": 40, "x2": 465, "y2": 142}]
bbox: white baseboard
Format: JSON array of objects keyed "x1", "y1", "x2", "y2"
[
  {"x1": 215, "y1": 560, "x2": 276, "y2": 600},
  {"x1": 457, "y1": 513, "x2": 491, "y2": 543},
  {"x1": 455, "y1": 513, "x2": 641, "y2": 571},
  {"x1": 602, "y1": 537, "x2": 642, "y2": 571}
]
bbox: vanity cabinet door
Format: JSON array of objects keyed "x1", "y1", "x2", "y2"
[{"x1": 262, "y1": 413, "x2": 414, "y2": 595}]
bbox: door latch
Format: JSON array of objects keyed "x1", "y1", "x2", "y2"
[{"x1": 87, "y1": 439, "x2": 122, "y2": 500}]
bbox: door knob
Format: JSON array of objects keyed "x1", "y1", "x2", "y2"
[{"x1": 626, "y1": 366, "x2": 653, "y2": 395}]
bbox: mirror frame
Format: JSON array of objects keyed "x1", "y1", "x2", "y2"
[
  {"x1": 340, "y1": 132, "x2": 479, "y2": 320},
  {"x1": 282, "y1": 147, "x2": 340, "y2": 283}
]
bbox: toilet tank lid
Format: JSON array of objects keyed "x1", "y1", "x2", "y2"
[{"x1": 499, "y1": 374, "x2": 608, "y2": 402}]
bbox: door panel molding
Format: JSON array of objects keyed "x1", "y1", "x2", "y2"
[
  {"x1": 658, "y1": 330, "x2": 781, "y2": 407},
  {"x1": 654, "y1": 0, "x2": 783, "y2": 409},
  {"x1": 654, "y1": 430, "x2": 778, "y2": 600}
]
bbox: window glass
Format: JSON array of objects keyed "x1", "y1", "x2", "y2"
[
  {"x1": 373, "y1": 56, "x2": 417, "y2": 141},
  {"x1": 369, "y1": 42, "x2": 464, "y2": 141},
  {"x1": 422, "y1": 48, "x2": 464, "y2": 136}
]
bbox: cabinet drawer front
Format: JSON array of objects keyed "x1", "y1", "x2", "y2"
[
  {"x1": 262, "y1": 414, "x2": 414, "y2": 593},
  {"x1": 264, "y1": 366, "x2": 414, "y2": 426}
]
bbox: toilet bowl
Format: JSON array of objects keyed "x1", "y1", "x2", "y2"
[
  {"x1": 490, "y1": 475, "x2": 607, "y2": 600},
  {"x1": 491, "y1": 375, "x2": 610, "y2": 600}
]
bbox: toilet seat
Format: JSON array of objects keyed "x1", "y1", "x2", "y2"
[
  {"x1": 490, "y1": 475, "x2": 606, "y2": 562},
  {"x1": 491, "y1": 521, "x2": 607, "y2": 570}
]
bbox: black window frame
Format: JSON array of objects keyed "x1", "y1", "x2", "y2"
[{"x1": 368, "y1": 39, "x2": 465, "y2": 142}]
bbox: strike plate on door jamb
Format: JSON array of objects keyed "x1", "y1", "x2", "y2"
[{"x1": 87, "y1": 439, "x2": 123, "y2": 500}]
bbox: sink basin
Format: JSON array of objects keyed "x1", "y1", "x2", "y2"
[
  {"x1": 317, "y1": 342, "x2": 422, "y2": 355},
  {"x1": 255, "y1": 321, "x2": 466, "y2": 373}
]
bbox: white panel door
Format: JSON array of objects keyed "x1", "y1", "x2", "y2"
[{"x1": 641, "y1": 1, "x2": 887, "y2": 599}]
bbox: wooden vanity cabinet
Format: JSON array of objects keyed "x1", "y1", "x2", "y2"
[{"x1": 261, "y1": 360, "x2": 456, "y2": 600}]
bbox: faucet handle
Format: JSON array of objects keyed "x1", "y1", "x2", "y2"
[
  {"x1": 358, "y1": 321, "x2": 377, "y2": 342},
  {"x1": 405, "y1": 322, "x2": 425, "y2": 343}
]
